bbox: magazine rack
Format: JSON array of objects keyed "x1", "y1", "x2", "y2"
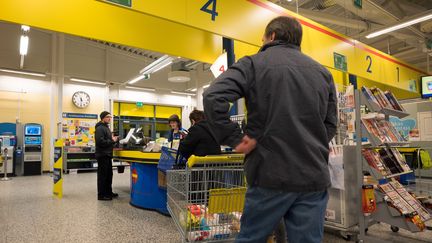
[{"x1": 354, "y1": 88, "x2": 431, "y2": 242}]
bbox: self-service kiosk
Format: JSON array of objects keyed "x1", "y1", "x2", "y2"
[
  {"x1": 0, "y1": 134, "x2": 16, "y2": 175},
  {"x1": 22, "y1": 123, "x2": 43, "y2": 175}
]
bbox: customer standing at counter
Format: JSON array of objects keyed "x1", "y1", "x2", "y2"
[
  {"x1": 178, "y1": 110, "x2": 220, "y2": 159},
  {"x1": 167, "y1": 114, "x2": 187, "y2": 148},
  {"x1": 95, "y1": 111, "x2": 119, "y2": 201},
  {"x1": 203, "y1": 16, "x2": 337, "y2": 243}
]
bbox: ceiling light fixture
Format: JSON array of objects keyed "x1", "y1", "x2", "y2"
[
  {"x1": 128, "y1": 75, "x2": 146, "y2": 84},
  {"x1": 21, "y1": 25, "x2": 30, "y2": 32},
  {"x1": 70, "y1": 78, "x2": 106, "y2": 86},
  {"x1": 140, "y1": 55, "x2": 174, "y2": 75},
  {"x1": 171, "y1": 91, "x2": 196, "y2": 96},
  {"x1": 190, "y1": 88, "x2": 197, "y2": 92},
  {"x1": 203, "y1": 84, "x2": 210, "y2": 89},
  {"x1": 0, "y1": 68, "x2": 46, "y2": 77},
  {"x1": 19, "y1": 36, "x2": 29, "y2": 55},
  {"x1": 125, "y1": 86, "x2": 156, "y2": 92},
  {"x1": 366, "y1": 13, "x2": 432, "y2": 39}
]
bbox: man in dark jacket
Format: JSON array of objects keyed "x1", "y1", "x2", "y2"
[
  {"x1": 178, "y1": 110, "x2": 220, "y2": 159},
  {"x1": 95, "y1": 111, "x2": 118, "y2": 201},
  {"x1": 203, "y1": 16, "x2": 337, "y2": 243}
]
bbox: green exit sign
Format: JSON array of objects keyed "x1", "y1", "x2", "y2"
[
  {"x1": 334, "y1": 52, "x2": 347, "y2": 72},
  {"x1": 136, "y1": 102, "x2": 143, "y2": 108},
  {"x1": 354, "y1": 0, "x2": 362, "y2": 9},
  {"x1": 106, "y1": 0, "x2": 131, "y2": 7}
]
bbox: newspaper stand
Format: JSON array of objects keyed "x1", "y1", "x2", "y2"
[{"x1": 167, "y1": 154, "x2": 245, "y2": 242}]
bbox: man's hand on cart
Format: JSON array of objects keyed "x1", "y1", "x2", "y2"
[{"x1": 235, "y1": 135, "x2": 257, "y2": 155}]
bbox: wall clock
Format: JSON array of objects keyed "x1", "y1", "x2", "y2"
[{"x1": 72, "y1": 91, "x2": 90, "y2": 108}]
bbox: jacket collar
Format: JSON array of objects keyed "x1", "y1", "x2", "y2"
[{"x1": 259, "y1": 40, "x2": 300, "y2": 53}]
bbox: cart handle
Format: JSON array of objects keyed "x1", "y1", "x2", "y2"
[{"x1": 187, "y1": 154, "x2": 244, "y2": 167}]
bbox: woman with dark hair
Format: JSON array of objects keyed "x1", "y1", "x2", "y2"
[
  {"x1": 167, "y1": 114, "x2": 187, "y2": 146},
  {"x1": 178, "y1": 110, "x2": 220, "y2": 159}
]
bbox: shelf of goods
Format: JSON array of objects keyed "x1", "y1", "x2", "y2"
[{"x1": 64, "y1": 146, "x2": 128, "y2": 173}]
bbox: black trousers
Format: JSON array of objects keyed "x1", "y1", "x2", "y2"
[{"x1": 97, "y1": 156, "x2": 113, "y2": 197}]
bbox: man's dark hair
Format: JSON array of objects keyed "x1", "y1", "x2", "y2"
[
  {"x1": 264, "y1": 16, "x2": 302, "y2": 47},
  {"x1": 189, "y1": 110, "x2": 205, "y2": 124},
  {"x1": 100, "y1": 111, "x2": 111, "y2": 120}
]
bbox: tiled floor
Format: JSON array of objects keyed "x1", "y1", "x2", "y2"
[{"x1": 0, "y1": 169, "x2": 431, "y2": 243}]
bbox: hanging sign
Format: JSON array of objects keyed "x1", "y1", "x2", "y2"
[{"x1": 210, "y1": 52, "x2": 228, "y2": 78}]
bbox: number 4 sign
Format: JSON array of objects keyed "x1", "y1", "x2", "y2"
[
  {"x1": 201, "y1": 0, "x2": 218, "y2": 21},
  {"x1": 210, "y1": 52, "x2": 228, "y2": 78}
]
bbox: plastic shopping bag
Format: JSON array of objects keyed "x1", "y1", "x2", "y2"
[{"x1": 328, "y1": 143, "x2": 344, "y2": 190}]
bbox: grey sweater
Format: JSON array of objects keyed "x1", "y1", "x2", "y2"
[{"x1": 203, "y1": 41, "x2": 337, "y2": 192}]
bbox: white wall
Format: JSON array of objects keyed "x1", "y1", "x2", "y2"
[{"x1": 63, "y1": 82, "x2": 106, "y2": 115}]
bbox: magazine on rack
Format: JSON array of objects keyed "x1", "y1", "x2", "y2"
[
  {"x1": 379, "y1": 149, "x2": 405, "y2": 174},
  {"x1": 384, "y1": 91, "x2": 405, "y2": 111},
  {"x1": 379, "y1": 180, "x2": 431, "y2": 222},
  {"x1": 361, "y1": 86, "x2": 405, "y2": 112},
  {"x1": 361, "y1": 86, "x2": 381, "y2": 108},
  {"x1": 362, "y1": 148, "x2": 411, "y2": 177},
  {"x1": 371, "y1": 87, "x2": 393, "y2": 109},
  {"x1": 362, "y1": 149, "x2": 392, "y2": 176},
  {"x1": 388, "y1": 180, "x2": 431, "y2": 222},
  {"x1": 362, "y1": 114, "x2": 406, "y2": 144}
]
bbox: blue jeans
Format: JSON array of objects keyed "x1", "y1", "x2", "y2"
[{"x1": 235, "y1": 187, "x2": 328, "y2": 243}]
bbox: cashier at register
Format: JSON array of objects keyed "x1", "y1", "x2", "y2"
[
  {"x1": 178, "y1": 110, "x2": 221, "y2": 159},
  {"x1": 167, "y1": 114, "x2": 188, "y2": 143}
]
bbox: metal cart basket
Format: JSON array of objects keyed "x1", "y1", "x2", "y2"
[{"x1": 167, "y1": 154, "x2": 245, "y2": 242}]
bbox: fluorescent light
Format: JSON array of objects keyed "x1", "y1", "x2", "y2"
[
  {"x1": 366, "y1": 13, "x2": 432, "y2": 39},
  {"x1": 128, "y1": 75, "x2": 146, "y2": 84},
  {"x1": 20, "y1": 35, "x2": 29, "y2": 55},
  {"x1": 171, "y1": 91, "x2": 196, "y2": 96},
  {"x1": 149, "y1": 60, "x2": 173, "y2": 73},
  {"x1": 70, "y1": 78, "x2": 106, "y2": 86},
  {"x1": 140, "y1": 55, "x2": 174, "y2": 75},
  {"x1": 190, "y1": 88, "x2": 197, "y2": 92},
  {"x1": 21, "y1": 25, "x2": 30, "y2": 32},
  {"x1": 125, "y1": 86, "x2": 156, "y2": 92},
  {"x1": 203, "y1": 84, "x2": 210, "y2": 89},
  {"x1": 0, "y1": 68, "x2": 46, "y2": 77}
]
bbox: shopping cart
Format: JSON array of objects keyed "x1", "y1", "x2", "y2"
[{"x1": 167, "y1": 154, "x2": 245, "y2": 242}]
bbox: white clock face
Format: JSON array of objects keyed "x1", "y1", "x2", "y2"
[{"x1": 72, "y1": 91, "x2": 90, "y2": 108}]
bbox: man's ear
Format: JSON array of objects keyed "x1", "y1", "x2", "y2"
[{"x1": 271, "y1": 32, "x2": 276, "y2": 41}]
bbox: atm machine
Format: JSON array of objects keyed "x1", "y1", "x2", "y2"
[
  {"x1": 22, "y1": 123, "x2": 43, "y2": 175},
  {"x1": 0, "y1": 134, "x2": 15, "y2": 175}
]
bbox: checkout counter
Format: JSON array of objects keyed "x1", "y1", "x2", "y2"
[
  {"x1": 113, "y1": 150, "x2": 169, "y2": 214},
  {"x1": 113, "y1": 128, "x2": 170, "y2": 215}
]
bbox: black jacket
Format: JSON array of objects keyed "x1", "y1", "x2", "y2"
[
  {"x1": 203, "y1": 41, "x2": 337, "y2": 192},
  {"x1": 178, "y1": 120, "x2": 221, "y2": 159},
  {"x1": 95, "y1": 121, "x2": 115, "y2": 158}
]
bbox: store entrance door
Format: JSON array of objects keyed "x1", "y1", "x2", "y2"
[{"x1": 418, "y1": 111, "x2": 432, "y2": 141}]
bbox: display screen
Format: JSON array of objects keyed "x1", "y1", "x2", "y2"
[
  {"x1": 25, "y1": 136, "x2": 42, "y2": 145},
  {"x1": 421, "y1": 76, "x2": 432, "y2": 98},
  {"x1": 25, "y1": 125, "x2": 41, "y2": 136}
]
